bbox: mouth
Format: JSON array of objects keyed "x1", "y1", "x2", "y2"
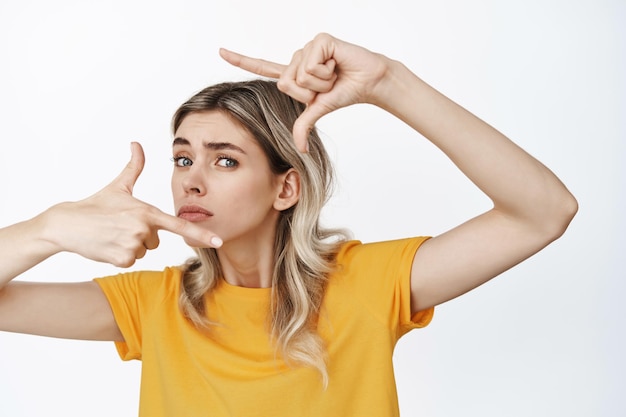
[{"x1": 177, "y1": 205, "x2": 213, "y2": 222}]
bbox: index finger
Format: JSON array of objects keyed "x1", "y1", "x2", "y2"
[
  {"x1": 219, "y1": 48, "x2": 286, "y2": 79},
  {"x1": 153, "y1": 210, "x2": 223, "y2": 248}
]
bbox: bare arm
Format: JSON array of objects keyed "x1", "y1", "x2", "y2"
[
  {"x1": 0, "y1": 281, "x2": 122, "y2": 340},
  {"x1": 220, "y1": 33, "x2": 578, "y2": 313},
  {"x1": 0, "y1": 215, "x2": 121, "y2": 340},
  {"x1": 0, "y1": 142, "x2": 222, "y2": 340},
  {"x1": 378, "y1": 62, "x2": 578, "y2": 311}
]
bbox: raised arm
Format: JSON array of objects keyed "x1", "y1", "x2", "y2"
[
  {"x1": 220, "y1": 33, "x2": 578, "y2": 313},
  {"x1": 0, "y1": 142, "x2": 222, "y2": 340}
]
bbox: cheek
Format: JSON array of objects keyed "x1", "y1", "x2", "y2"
[
  {"x1": 247, "y1": 177, "x2": 277, "y2": 200},
  {"x1": 228, "y1": 177, "x2": 277, "y2": 209},
  {"x1": 170, "y1": 176, "x2": 186, "y2": 210}
]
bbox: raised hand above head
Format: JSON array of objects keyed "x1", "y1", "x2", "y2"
[
  {"x1": 223, "y1": 32, "x2": 578, "y2": 315},
  {"x1": 219, "y1": 33, "x2": 390, "y2": 152}
]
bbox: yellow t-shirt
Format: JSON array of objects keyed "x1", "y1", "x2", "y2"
[{"x1": 94, "y1": 237, "x2": 434, "y2": 417}]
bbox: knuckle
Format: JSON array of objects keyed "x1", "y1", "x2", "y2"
[
  {"x1": 137, "y1": 223, "x2": 153, "y2": 239},
  {"x1": 146, "y1": 236, "x2": 160, "y2": 250},
  {"x1": 303, "y1": 62, "x2": 317, "y2": 76},
  {"x1": 314, "y1": 32, "x2": 332, "y2": 44},
  {"x1": 144, "y1": 234, "x2": 160, "y2": 250},
  {"x1": 113, "y1": 253, "x2": 136, "y2": 268},
  {"x1": 276, "y1": 77, "x2": 290, "y2": 93},
  {"x1": 291, "y1": 49, "x2": 303, "y2": 61},
  {"x1": 296, "y1": 69, "x2": 311, "y2": 85},
  {"x1": 135, "y1": 248, "x2": 147, "y2": 260}
]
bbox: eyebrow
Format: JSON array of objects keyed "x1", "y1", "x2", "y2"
[{"x1": 172, "y1": 137, "x2": 247, "y2": 154}]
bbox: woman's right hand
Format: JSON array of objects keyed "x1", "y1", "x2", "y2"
[{"x1": 41, "y1": 142, "x2": 222, "y2": 268}]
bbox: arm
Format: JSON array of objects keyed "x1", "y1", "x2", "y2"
[
  {"x1": 0, "y1": 142, "x2": 222, "y2": 340},
  {"x1": 220, "y1": 33, "x2": 578, "y2": 313},
  {"x1": 0, "y1": 213, "x2": 122, "y2": 340},
  {"x1": 380, "y1": 61, "x2": 578, "y2": 311}
]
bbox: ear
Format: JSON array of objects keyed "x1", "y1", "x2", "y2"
[{"x1": 273, "y1": 169, "x2": 301, "y2": 211}]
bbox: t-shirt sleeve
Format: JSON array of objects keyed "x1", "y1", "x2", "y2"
[
  {"x1": 336, "y1": 237, "x2": 434, "y2": 338},
  {"x1": 93, "y1": 268, "x2": 178, "y2": 361}
]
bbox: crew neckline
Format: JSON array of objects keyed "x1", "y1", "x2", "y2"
[{"x1": 216, "y1": 278, "x2": 272, "y2": 300}]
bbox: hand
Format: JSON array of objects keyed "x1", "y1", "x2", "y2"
[
  {"x1": 43, "y1": 142, "x2": 222, "y2": 267},
  {"x1": 219, "y1": 33, "x2": 390, "y2": 152}
]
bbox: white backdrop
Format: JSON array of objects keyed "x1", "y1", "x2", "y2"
[{"x1": 0, "y1": 0, "x2": 623, "y2": 416}]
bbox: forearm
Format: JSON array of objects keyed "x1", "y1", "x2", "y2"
[
  {"x1": 375, "y1": 59, "x2": 577, "y2": 233},
  {"x1": 0, "y1": 213, "x2": 123, "y2": 341},
  {"x1": 0, "y1": 212, "x2": 60, "y2": 289}
]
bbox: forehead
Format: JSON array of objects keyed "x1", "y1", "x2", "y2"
[{"x1": 174, "y1": 111, "x2": 255, "y2": 145}]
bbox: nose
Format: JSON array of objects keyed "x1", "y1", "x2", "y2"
[{"x1": 179, "y1": 165, "x2": 207, "y2": 196}]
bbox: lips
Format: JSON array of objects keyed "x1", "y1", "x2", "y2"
[{"x1": 177, "y1": 205, "x2": 213, "y2": 222}]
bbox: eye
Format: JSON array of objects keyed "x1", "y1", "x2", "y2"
[
  {"x1": 216, "y1": 155, "x2": 238, "y2": 168},
  {"x1": 172, "y1": 156, "x2": 193, "y2": 167}
]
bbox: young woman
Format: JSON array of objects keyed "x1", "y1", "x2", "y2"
[{"x1": 0, "y1": 33, "x2": 577, "y2": 416}]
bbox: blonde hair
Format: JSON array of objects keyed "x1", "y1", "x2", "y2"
[{"x1": 172, "y1": 80, "x2": 347, "y2": 385}]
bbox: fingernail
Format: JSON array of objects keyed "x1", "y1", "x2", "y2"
[{"x1": 210, "y1": 236, "x2": 223, "y2": 247}]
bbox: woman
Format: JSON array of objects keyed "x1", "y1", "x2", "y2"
[{"x1": 0, "y1": 33, "x2": 577, "y2": 416}]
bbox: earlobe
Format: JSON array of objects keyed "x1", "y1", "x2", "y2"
[{"x1": 274, "y1": 169, "x2": 301, "y2": 211}]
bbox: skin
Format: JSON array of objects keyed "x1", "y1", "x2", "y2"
[
  {"x1": 0, "y1": 33, "x2": 577, "y2": 342},
  {"x1": 218, "y1": 33, "x2": 578, "y2": 312},
  {"x1": 0, "y1": 142, "x2": 222, "y2": 340},
  {"x1": 171, "y1": 111, "x2": 299, "y2": 288}
]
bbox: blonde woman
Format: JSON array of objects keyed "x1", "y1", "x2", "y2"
[{"x1": 0, "y1": 33, "x2": 577, "y2": 416}]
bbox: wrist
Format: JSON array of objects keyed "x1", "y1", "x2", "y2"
[
  {"x1": 36, "y1": 203, "x2": 71, "y2": 256},
  {"x1": 369, "y1": 57, "x2": 423, "y2": 111}
]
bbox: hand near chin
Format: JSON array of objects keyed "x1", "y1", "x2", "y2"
[
  {"x1": 219, "y1": 33, "x2": 391, "y2": 153},
  {"x1": 42, "y1": 142, "x2": 222, "y2": 268}
]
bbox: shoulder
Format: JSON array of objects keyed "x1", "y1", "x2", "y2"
[
  {"x1": 335, "y1": 237, "x2": 430, "y2": 269},
  {"x1": 93, "y1": 266, "x2": 184, "y2": 299},
  {"x1": 326, "y1": 236, "x2": 433, "y2": 332},
  {"x1": 330, "y1": 236, "x2": 430, "y2": 293}
]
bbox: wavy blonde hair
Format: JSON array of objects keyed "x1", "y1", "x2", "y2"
[{"x1": 172, "y1": 80, "x2": 347, "y2": 385}]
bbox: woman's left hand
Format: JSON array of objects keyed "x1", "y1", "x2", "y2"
[
  {"x1": 221, "y1": 32, "x2": 578, "y2": 315},
  {"x1": 219, "y1": 33, "x2": 390, "y2": 152}
]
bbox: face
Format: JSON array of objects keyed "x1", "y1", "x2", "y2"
[{"x1": 171, "y1": 111, "x2": 287, "y2": 248}]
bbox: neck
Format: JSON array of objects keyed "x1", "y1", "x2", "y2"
[{"x1": 216, "y1": 235, "x2": 276, "y2": 288}]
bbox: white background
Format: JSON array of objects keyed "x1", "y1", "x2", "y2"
[{"x1": 0, "y1": 0, "x2": 623, "y2": 416}]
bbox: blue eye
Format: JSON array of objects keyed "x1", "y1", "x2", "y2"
[
  {"x1": 216, "y1": 156, "x2": 238, "y2": 168},
  {"x1": 172, "y1": 156, "x2": 193, "y2": 167}
]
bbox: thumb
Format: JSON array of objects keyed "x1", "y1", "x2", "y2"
[
  {"x1": 292, "y1": 102, "x2": 332, "y2": 153},
  {"x1": 111, "y1": 142, "x2": 145, "y2": 194}
]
